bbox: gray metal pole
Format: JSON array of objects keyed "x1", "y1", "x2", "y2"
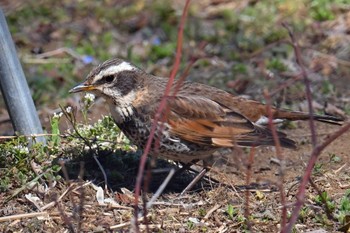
[{"x1": 0, "y1": 8, "x2": 45, "y2": 144}]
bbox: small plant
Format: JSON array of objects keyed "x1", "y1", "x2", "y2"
[
  {"x1": 337, "y1": 190, "x2": 350, "y2": 224},
  {"x1": 50, "y1": 112, "x2": 62, "y2": 146},
  {"x1": 82, "y1": 93, "x2": 96, "y2": 122},
  {"x1": 226, "y1": 204, "x2": 238, "y2": 220},
  {"x1": 267, "y1": 58, "x2": 287, "y2": 72},
  {"x1": 150, "y1": 42, "x2": 176, "y2": 61},
  {"x1": 310, "y1": 0, "x2": 335, "y2": 21},
  {"x1": 314, "y1": 191, "x2": 336, "y2": 213},
  {"x1": 313, "y1": 191, "x2": 336, "y2": 226},
  {"x1": 329, "y1": 153, "x2": 341, "y2": 163},
  {"x1": 299, "y1": 206, "x2": 313, "y2": 223},
  {"x1": 198, "y1": 208, "x2": 206, "y2": 217},
  {"x1": 232, "y1": 63, "x2": 248, "y2": 75},
  {"x1": 321, "y1": 80, "x2": 335, "y2": 95},
  {"x1": 314, "y1": 213, "x2": 332, "y2": 226},
  {"x1": 0, "y1": 137, "x2": 61, "y2": 193},
  {"x1": 186, "y1": 220, "x2": 195, "y2": 230},
  {"x1": 313, "y1": 162, "x2": 325, "y2": 175}
]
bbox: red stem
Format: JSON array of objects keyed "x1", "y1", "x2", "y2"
[
  {"x1": 133, "y1": 0, "x2": 191, "y2": 229},
  {"x1": 282, "y1": 21, "x2": 350, "y2": 233},
  {"x1": 285, "y1": 121, "x2": 350, "y2": 232},
  {"x1": 282, "y1": 22, "x2": 317, "y2": 147}
]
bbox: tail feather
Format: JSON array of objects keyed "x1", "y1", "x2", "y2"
[
  {"x1": 228, "y1": 98, "x2": 345, "y2": 125},
  {"x1": 236, "y1": 125, "x2": 297, "y2": 149},
  {"x1": 236, "y1": 137, "x2": 296, "y2": 149},
  {"x1": 273, "y1": 110, "x2": 344, "y2": 125},
  {"x1": 313, "y1": 114, "x2": 344, "y2": 125}
]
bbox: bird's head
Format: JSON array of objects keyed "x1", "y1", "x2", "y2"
[{"x1": 69, "y1": 58, "x2": 144, "y2": 106}]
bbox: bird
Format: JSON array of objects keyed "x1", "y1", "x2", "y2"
[{"x1": 69, "y1": 58, "x2": 343, "y2": 166}]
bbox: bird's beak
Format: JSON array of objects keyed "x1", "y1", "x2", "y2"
[{"x1": 69, "y1": 82, "x2": 95, "y2": 93}]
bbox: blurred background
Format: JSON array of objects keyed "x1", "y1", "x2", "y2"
[{"x1": 1, "y1": 0, "x2": 349, "y2": 133}]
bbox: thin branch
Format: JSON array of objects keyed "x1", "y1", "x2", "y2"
[
  {"x1": 280, "y1": 22, "x2": 349, "y2": 233},
  {"x1": 282, "y1": 22, "x2": 317, "y2": 147},
  {"x1": 133, "y1": 0, "x2": 191, "y2": 230},
  {"x1": 241, "y1": 39, "x2": 291, "y2": 59},
  {"x1": 263, "y1": 90, "x2": 287, "y2": 232},
  {"x1": 0, "y1": 133, "x2": 64, "y2": 139},
  {"x1": 0, "y1": 212, "x2": 49, "y2": 222},
  {"x1": 285, "y1": 121, "x2": 350, "y2": 233},
  {"x1": 60, "y1": 106, "x2": 109, "y2": 189}
]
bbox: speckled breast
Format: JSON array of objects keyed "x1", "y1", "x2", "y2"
[{"x1": 116, "y1": 116, "x2": 217, "y2": 163}]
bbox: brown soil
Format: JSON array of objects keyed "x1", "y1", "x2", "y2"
[{"x1": 1, "y1": 114, "x2": 349, "y2": 232}]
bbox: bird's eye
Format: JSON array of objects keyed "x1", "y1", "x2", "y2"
[{"x1": 104, "y1": 75, "x2": 114, "y2": 83}]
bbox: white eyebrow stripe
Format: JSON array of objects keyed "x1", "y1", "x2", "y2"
[{"x1": 97, "y1": 61, "x2": 136, "y2": 80}]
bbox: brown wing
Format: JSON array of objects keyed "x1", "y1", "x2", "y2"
[
  {"x1": 165, "y1": 96, "x2": 296, "y2": 149},
  {"x1": 177, "y1": 82, "x2": 343, "y2": 125}
]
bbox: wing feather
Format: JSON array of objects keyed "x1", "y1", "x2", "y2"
[{"x1": 165, "y1": 96, "x2": 296, "y2": 149}]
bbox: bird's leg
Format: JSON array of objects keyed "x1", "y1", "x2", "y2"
[
  {"x1": 187, "y1": 166, "x2": 221, "y2": 184},
  {"x1": 174, "y1": 160, "x2": 199, "y2": 177},
  {"x1": 180, "y1": 167, "x2": 209, "y2": 196},
  {"x1": 179, "y1": 157, "x2": 218, "y2": 195},
  {"x1": 170, "y1": 158, "x2": 221, "y2": 195}
]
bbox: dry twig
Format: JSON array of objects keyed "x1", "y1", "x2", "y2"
[{"x1": 264, "y1": 90, "x2": 287, "y2": 230}]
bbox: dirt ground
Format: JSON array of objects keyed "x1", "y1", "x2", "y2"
[
  {"x1": 1, "y1": 107, "x2": 349, "y2": 232},
  {"x1": 1, "y1": 0, "x2": 350, "y2": 232}
]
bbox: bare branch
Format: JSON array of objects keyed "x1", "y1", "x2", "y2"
[
  {"x1": 133, "y1": 0, "x2": 192, "y2": 230},
  {"x1": 285, "y1": 121, "x2": 350, "y2": 232}
]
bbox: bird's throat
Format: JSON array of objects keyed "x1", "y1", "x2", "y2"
[
  {"x1": 110, "y1": 104, "x2": 134, "y2": 123},
  {"x1": 108, "y1": 90, "x2": 137, "y2": 123}
]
